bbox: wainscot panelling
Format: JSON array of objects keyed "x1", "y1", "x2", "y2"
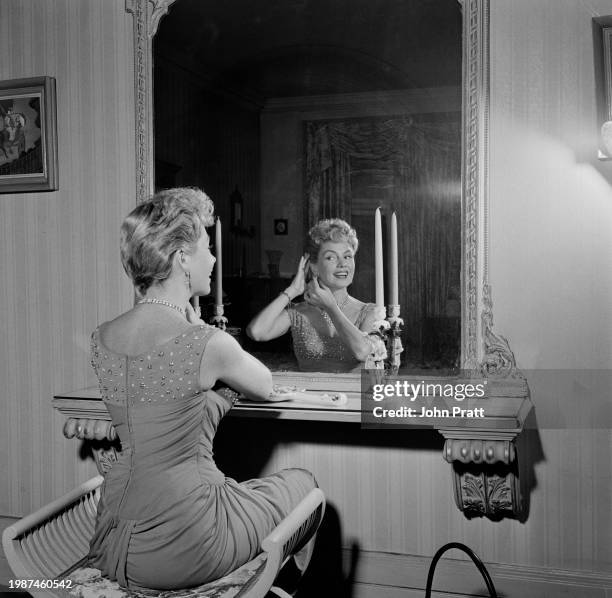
[
  {"x1": 0, "y1": 0, "x2": 135, "y2": 516},
  {"x1": 348, "y1": 550, "x2": 612, "y2": 598}
]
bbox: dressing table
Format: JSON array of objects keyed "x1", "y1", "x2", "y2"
[{"x1": 53, "y1": 368, "x2": 531, "y2": 519}]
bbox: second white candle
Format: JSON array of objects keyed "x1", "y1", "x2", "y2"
[
  {"x1": 374, "y1": 207, "x2": 384, "y2": 308},
  {"x1": 389, "y1": 212, "x2": 398, "y2": 306},
  {"x1": 215, "y1": 217, "x2": 223, "y2": 306}
]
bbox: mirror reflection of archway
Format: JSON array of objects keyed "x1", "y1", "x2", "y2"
[{"x1": 153, "y1": 0, "x2": 462, "y2": 370}]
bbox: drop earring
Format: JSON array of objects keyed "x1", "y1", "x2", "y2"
[{"x1": 185, "y1": 270, "x2": 191, "y2": 292}]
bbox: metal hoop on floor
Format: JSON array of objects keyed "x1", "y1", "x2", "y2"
[{"x1": 425, "y1": 542, "x2": 498, "y2": 598}]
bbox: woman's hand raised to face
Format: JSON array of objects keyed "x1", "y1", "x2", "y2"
[
  {"x1": 286, "y1": 254, "x2": 310, "y2": 299},
  {"x1": 304, "y1": 276, "x2": 337, "y2": 311}
]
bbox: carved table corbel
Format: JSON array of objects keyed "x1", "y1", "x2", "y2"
[
  {"x1": 438, "y1": 377, "x2": 531, "y2": 518},
  {"x1": 441, "y1": 433, "x2": 521, "y2": 517},
  {"x1": 53, "y1": 391, "x2": 118, "y2": 475},
  {"x1": 63, "y1": 417, "x2": 119, "y2": 475}
]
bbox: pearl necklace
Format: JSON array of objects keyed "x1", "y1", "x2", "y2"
[
  {"x1": 138, "y1": 297, "x2": 186, "y2": 316},
  {"x1": 321, "y1": 294, "x2": 351, "y2": 327},
  {"x1": 336, "y1": 294, "x2": 350, "y2": 310}
]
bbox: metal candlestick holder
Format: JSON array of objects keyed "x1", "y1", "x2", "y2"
[
  {"x1": 371, "y1": 307, "x2": 390, "y2": 371},
  {"x1": 386, "y1": 304, "x2": 404, "y2": 374},
  {"x1": 373, "y1": 307, "x2": 390, "y2": 335},
  {"x1": 210, "y1": 304, "x2": 228, "y2": 331}
]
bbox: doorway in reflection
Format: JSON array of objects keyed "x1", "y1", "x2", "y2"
[{"x1": 153, "y1": 0, "x2": 462, "y2": 370}]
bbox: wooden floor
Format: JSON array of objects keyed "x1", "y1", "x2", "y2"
[{"x1": 0, "y1": 516, "x2": 32, "y2": 596}]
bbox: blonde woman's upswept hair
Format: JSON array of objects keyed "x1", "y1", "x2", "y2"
[
  {"x1": 120, "y1": 187, "x2": 214, "y2": 296},
  {"x1": 306, "y1": 218, "x2": 358, "y2": 260}
]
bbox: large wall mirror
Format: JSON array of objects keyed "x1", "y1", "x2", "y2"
[{"x1": 127, "y1": 0, "x2": 515, "y2": 380}]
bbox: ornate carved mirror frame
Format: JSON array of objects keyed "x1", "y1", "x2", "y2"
[{"x1": 125, "y1": 0, "x2": 518, "y2": 379}]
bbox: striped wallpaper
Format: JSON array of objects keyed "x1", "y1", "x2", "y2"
[{"x1": 0, "y1": 0, "x2": 135, "y2": 515}]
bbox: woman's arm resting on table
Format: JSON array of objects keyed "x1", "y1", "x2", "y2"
[{"x1": 200, "y1": 331, "x2": 277, "y2": 401}]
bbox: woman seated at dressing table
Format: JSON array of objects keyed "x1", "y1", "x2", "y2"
[
  {"x1": 247, "y1": 218, "x2": 387, "y2": 373},
  {"x1": 88, "y1": 187, "x2": 318, "y2": 590}
]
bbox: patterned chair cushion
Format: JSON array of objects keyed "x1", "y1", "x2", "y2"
[{"x1": 66, "y1": 553, "x2": 268, "y2": 598}]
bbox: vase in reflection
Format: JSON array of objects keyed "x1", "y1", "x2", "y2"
[{"x1": 266, "y1": 250, "x2": 283, "y2": 278}]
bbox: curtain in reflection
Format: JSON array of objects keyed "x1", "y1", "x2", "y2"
[
  {"x1": 306, "y1": 123, "x2": 352, "y2": 223},
  {"x1": 391, "y1": 119, "x2": 461, "y2": 365},
  {"x1": 305, "y1": 114, "x2": 461, "y2": 367}
]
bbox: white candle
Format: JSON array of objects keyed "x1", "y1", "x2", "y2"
[
  {"x1": 390, "y1": 212, "x2": 398, "y2": 305},
  {"x1": 375, "y1": 207, "x2": 384, "y2": 307},
  {"x1": 215, "y1": 217, "x2": 222, "y2": 306}
]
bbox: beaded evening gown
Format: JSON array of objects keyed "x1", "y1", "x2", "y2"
[
  {"x1": 288, "y1": 301, "x2": 387, "y2": 372},
  {"x1": 88, "y1": 323, "x2": 316, "y2": 591}
]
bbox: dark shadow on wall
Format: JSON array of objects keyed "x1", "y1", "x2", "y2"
[
  {"x1": 213, "y1": 417, "x2": 445, "y2": 482},
  {"x1": 214, "y1": 417, "x2": 445, "y2": 598},
  {"x1": 515, "y1": 408, "x2": 544, "y2": 523},
  {"x1": 271, "y1": 502, "x2": 357, "y2": 598}
]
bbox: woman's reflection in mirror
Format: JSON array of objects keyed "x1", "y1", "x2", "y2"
[{"x1": 247, "y1": 219, "x2": 387, "y2": 372}]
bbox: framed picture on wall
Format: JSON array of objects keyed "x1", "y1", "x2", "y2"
[
  {"x1": 274, "y1": 218, "x2": 288, "y2": 235},
  {"x1": 0, "y1": 76, "x2": 58, "y2": 192}
]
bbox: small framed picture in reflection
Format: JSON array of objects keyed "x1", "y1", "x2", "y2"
[{"x1": 274, "y1": 219, "x2": 288, "y2": 235}]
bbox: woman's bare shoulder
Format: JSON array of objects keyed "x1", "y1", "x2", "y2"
[
  {"x1": 97, "y1": 308, "x2": 193, "y2": 356},
  {"x1": 204, "y1": 328, "x2": 237, "y2": 352}
]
